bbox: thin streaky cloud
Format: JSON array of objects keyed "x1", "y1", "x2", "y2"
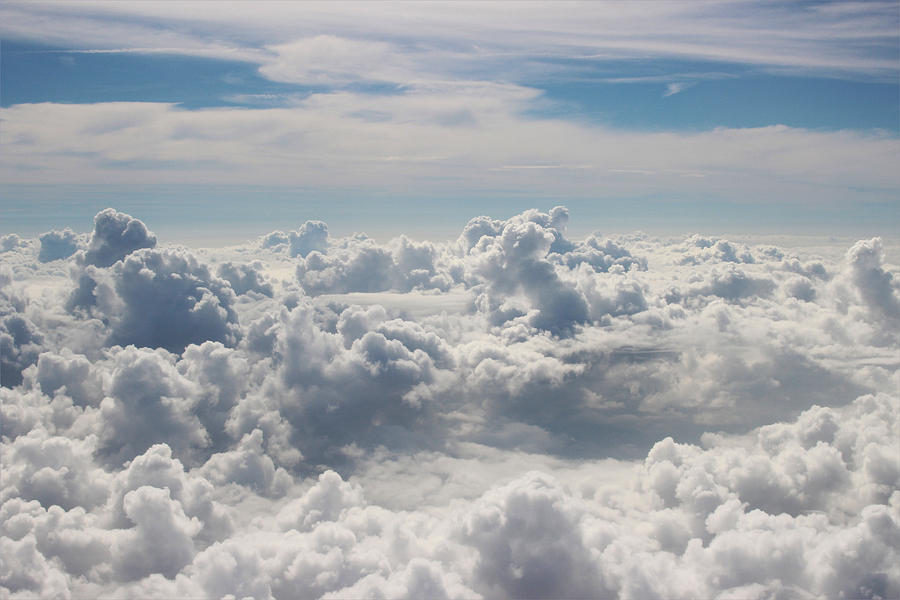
[
  {"x1": 663, "y1": 81, "x2": 695, "y2": 97},
  {"x1": 1, "y1": 1, "x2": 897, "y2": 82}
]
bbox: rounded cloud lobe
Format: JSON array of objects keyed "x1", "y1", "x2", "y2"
[
  {"x1": 38, "y1": 229, "x2": 82, "y2": 263},
  {"x1": 1, "y1": 207, "x2": 898, "y2": 598},
  {"x1": 80, "y1": 208, "x2": 157, "y2": 268}
]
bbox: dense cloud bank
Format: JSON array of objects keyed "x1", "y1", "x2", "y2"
[{"x1": 1, "y1": 208, "x2": 898, "y2": 599}]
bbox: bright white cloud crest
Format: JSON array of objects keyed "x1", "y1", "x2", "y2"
[{"x1": 1, "y1": 207, "x2": 898, "y2": 598}]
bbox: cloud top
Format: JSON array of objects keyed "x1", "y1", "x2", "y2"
[
  {"x1": 80, "y1": 208, "x2": 157, "y2": 268},
  {"x1": 1, "y1": 206, "x2": 898, "y2": 598}
]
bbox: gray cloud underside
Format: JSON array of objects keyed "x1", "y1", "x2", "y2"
[{"x1": 1, "y1": 208, "x2": 898, "y2": 599}]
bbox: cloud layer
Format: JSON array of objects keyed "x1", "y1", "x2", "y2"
[
  {"x1": 1, "y1": 207, "x2": 898, "y2": 598},
  {"x1": 2, "y1": 2, "x2": 896, "y2": 79},
  {"x1": 3, "y1": 99, "x2": 898, "y2": 207}
]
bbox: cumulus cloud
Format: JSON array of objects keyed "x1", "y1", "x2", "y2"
[
  {"x1": 458, "y1": 471, "x2": 607, "y2": 598},
  {"x1": 468, "y1": 217, "x2": 589, "y2": 334},
  {"x1": 38, "y1": 228, "x2": 82, "y2": 262},
  {"x1": 296, "y1": 237, "x2": 397, "y2": 295},
  {"x1": 112, "y1": 485, "x2": 202, "y2": 579},
  {"x1": 80, "y1": 208, "x2": 157, "y2": 268},
  {"x1": 217, "y1": 261, "x2": 274, "y2": 297},
  {"x1": 92, "y1": 346, "x2": 210, "y2": 466},
  {"x1": 294, "y1": 233, "x2": 451, "y2": 296},
  {"x1": 28, "y1": 349, "x2": 104, "y2": 407},
  {"x1": 108, "y1": 249, "x2": 241, "y2": 352},
  {"x1": 1, "y1": 430, "x2": 111, "y2": 511},
  {"x1": 261, "y1": 220, "x2": 329, "y2": 258},
  {"x1": 11, "y1": 389, "x2": 889, "y2": 599},
  {"x1": 1, "y1": 206, "x2": 898, "y2": 598},
  {"x1": 0, "y1": 234, "x2": 28, "y2": 253},
  {"x1": 691, "y1": 265, "x2": 776, "y2": 301},
  {"x1": 200, "y1": 429, "x2": 291, "y2": 497},
  {"x1": 1, "y1": 273, "x2": 46, "y2": 388},
  {"x1": 68, "y1": 225, "x2": 242, "y2": 353},
  {"x1": 678, "y1": 235, "x2": 756, "y2": 265},
  {"x1": 0, "y1": 311, "x2": 44, "y2": 388},
  {"x1": 836, "y1": 237, "x2": 900, "y2": 322}
]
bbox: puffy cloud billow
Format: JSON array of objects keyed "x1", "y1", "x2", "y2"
[
  {"x1": 1, "y1": 207, "x2": 898, "y2": 598},
  {"x1": 38, "y1": 229, "x2": 83, "y2": 263},
  {"x1": 65, "y1": 212, "x2": 242, "y2": 354},
  {"x1": 79, "y1": 208, "x2": 157, "y2": 268}
]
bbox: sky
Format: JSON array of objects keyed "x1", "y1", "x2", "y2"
[
  {"x1": 1, "y1": 0, "x2": 898, "y2": 241},
  {"x1": 1, "y1": 4, "x2": 900, "y2": 599}
]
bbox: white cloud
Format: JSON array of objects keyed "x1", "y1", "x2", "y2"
[
  {"x1": 112, "y1": 485, "x2": 202, "y2": 580},
  {"x1": 1, "y1": 1, "x2": 896, "y2": 80},
  {"x1": 1, "y1": 207, "x2": 898, "y2": 598},
  {"x1": 38, "y1": 229, "x2": 83, "y2": 263},
  {"x1": 2, "y1": 100, "x2": 897, "y2": 206},
  {"x1": 79, "y1": 208, "x2": 157, "y2": 268},
  {"x1": 69, "y1": 247, "x2": 242, "y2": 353},
  {"x1": 833, "y1": 237, "x2": 900, "y2": 322},
  {"x1": 216, "y1": 261, "x2": 274, "y2": 297},
  {"x1": 663, "y1": 81, "x2": 695, "y2": 97},
  {"x1": 260, "y1": 35, "x2": 419, "y2": 85}
]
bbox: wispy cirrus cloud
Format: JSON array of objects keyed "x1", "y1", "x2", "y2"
[
  {"x1": 1, "y1": 1, "x2": 897, "y2": 85},
  {"x1": 663, "y1": 81, "x2": 695, "y2": 97}
]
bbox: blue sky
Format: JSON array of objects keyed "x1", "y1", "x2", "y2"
[
  {"x1": 4, "y1": 40, "x2": 897, "y2": 132},
  {"x1": 1, "y1": 1, "x2": 898, "y2": 241}
]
